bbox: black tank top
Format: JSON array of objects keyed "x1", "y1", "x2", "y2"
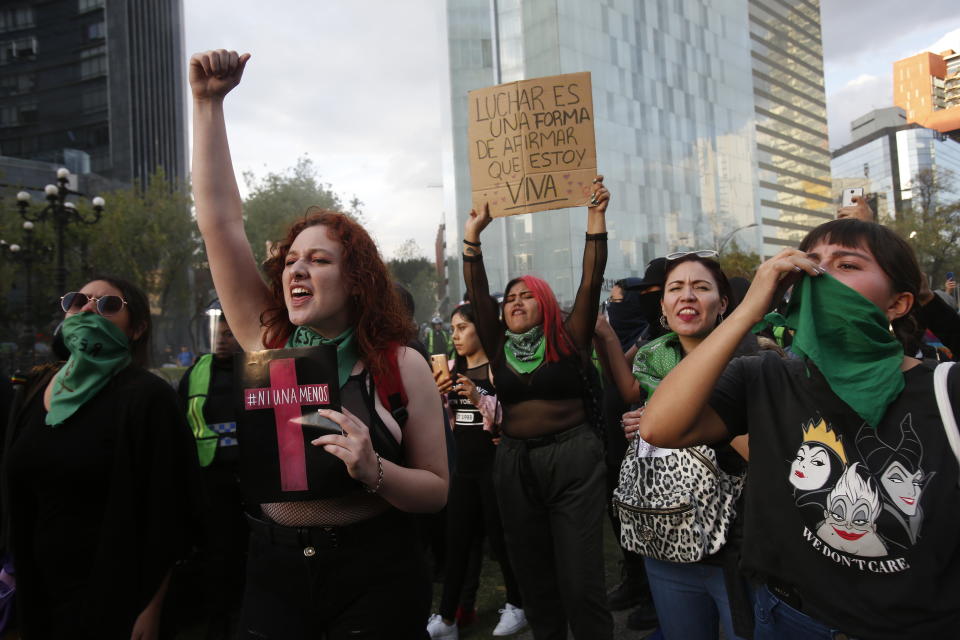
[{"x1": 447, "y1": 363, "x2": 495, "y2": 476}]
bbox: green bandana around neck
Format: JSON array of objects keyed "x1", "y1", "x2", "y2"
[
  {"x1": 631, "y1": 332, "x2": 682, "y2": 397},
  {"x1": 46, "y1": 313, "x2": 132, "y2": 426},
  {"x1": 752, "y1": 272, "x2": 904, "y2": 428},
  {"x1": 504, "y1": 325, "x2": 545, "y2": 374},
  {"x1": 286, "y1": 326, "x2": 358, "y2": 388}
]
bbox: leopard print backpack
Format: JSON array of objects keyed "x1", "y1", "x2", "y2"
[{"x1": 613, "y1": 436, "x2": 744, "y2": 563}]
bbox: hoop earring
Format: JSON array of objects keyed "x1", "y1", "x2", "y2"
[{"x1": 659, "y1": 315, "x2": 670, "y2": 330}]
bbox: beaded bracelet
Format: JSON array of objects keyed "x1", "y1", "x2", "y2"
[{"x1": 365, "y1": 452, "x2": 384, "y2": 494}]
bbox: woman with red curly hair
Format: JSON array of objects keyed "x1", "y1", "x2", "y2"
[
  {"x1": 190, "y1": 49, "x2": 447, "y2": 639},
  {"x1": 461, "y1": 180, "x2": 613, "y2": 640}
]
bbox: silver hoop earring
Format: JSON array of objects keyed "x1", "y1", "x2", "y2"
[{"x1": 659, "y1": 315, "x2": 670, "y2": 330}]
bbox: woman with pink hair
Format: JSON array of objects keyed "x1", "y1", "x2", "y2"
[{"x1": 459, "y1": 177, "x2": 612, "y2": 640}]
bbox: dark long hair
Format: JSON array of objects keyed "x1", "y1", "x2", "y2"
[
  {"x1": 798, "y1": 219, "x2": 921, "y2": 352},
  {"x1": 87, "y1": 274, "x2": 152, "y2": 367},
  {"x1": 662, "y1": 255, "x2": 733, "y2": 328},
  {"x1": 450, "y1": 303, "x2": 477, "y2": 374},
  {"x1": 260, "y1": 208, "x2": 413, "y2": 380}
]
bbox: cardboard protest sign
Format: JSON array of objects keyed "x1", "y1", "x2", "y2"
[
  {"x1": 235, "y1": 345, "x2": 354, "y2": 503},
  {"x1": 468, "y1": 71, "x2": 596, "y2": 217}
]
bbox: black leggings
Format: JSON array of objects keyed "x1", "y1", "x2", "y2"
[
  {"x1": 239, "y1": 511, "x2": 430, "y2": 639},
  {"x1": 438, "y1": 469, "x2": 522, "y2": 619}
]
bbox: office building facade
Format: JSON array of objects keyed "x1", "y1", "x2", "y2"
[
  {"x1": 440, "y1": 0, "x2": 832, "y2": 304},
  {"x1": 831, "y1": 120, "x2": 960, "y2": 220},
  {"x1": 894, "y1": 49, "x2": 960, "y2": 137},
  {"x1": 0, "y1": 0, "x2": 186, "y2": 185}
]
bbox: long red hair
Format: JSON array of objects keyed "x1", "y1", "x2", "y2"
[
  {"x1": 261, "y1": 208, "x2": 413, "y2": 380},
  {"x1": 505, "y1": 275, "x2": 575, "y2": 362}
]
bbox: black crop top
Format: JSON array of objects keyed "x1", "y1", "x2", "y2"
[{"x1": 463, "y1": 233, "x2": 607, "y2": 438}]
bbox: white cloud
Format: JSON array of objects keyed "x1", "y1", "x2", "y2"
[
  {"x1": 184, "y1": 1, "x2": 447, "y2": 259},
  {"x1": 827, "y1": 74, "x2": 891, "y2": 150},
  {"x1": 912, "y1": 27, "x2": 960, "y2": 57}
]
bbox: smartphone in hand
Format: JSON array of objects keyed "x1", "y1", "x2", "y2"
[
  {"x1": 295, "y1": 411, "x2": 343, "y2": 438},
  {"x1": 842, "y1": 187, "x2": 864, "y2": 208},
  {"x1": 431, "y1": 354, "x2": 451, "y2": 384}
]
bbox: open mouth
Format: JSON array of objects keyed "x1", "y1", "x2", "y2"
[
  {"x1": 290, "y1": 286, "x2": 313, "y2": 306},
  {"x1": 899, "y1": 496, "x2": 915, "y2": 506},
  {"x1": 676, "y1": 307, "x2": 699, "y2": 320},
  {"x1": 794, "y1": 470, "x2": 805, "y2": 478}
]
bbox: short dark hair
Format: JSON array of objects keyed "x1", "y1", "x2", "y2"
[
  {"x1": 87, "y1": 275, "x2": 151, "y2": 367},
  {"x1": 798, "y1": 219, "x2": 920, "y2": 301}
]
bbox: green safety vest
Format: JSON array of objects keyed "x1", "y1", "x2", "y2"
[{"x1": 186, "y1": 354, "x2": 218, "y2": 467}]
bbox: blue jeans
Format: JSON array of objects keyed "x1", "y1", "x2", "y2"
[
  {"x1": 752, "y1": 584, "x2": 860, "y2": 640},
  {"x1": 643, "y1": 557, "x2": 743, "y2": 640}
]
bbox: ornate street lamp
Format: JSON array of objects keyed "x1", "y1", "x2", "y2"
[
  {"x1": 15, "y1": 167, "x2": 105, "y2": 297},
  {"x1": 2, "y1": 220, "x2": 52, "y2": 369}
]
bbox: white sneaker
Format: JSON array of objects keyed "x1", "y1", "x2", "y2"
[
  {"x1": 426, "y1": 613, "x2": 459, "y2": 640},
  {"x1": 492, "y1": 603, "x2": 528, "y2": 636}
]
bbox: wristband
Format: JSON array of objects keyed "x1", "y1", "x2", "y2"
[{"x1": 463, "y1": 239, "x2": 481, "y2": 247}]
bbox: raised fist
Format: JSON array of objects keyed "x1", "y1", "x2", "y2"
[{"x1": 189, "y1": 49, "x2": 250, "y2": 101}]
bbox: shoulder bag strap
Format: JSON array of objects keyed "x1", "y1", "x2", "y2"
[{"x1": 933, "y1": 362, "x2": 960, "y2": 488}]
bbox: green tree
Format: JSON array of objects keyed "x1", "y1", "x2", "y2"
[
  {"x1": 242, "y1": 155, "x2": 363, "y2": 264},
  {"x1": 81, "y1": 169, "x2": 196, "y2": 309},
  {"x1": 719, "y1": 239, "x2": 761, "y2": 280},
  {"x1": 387, "y1": 239, "x2": 439, "y2": 325},
  {"x1": 883, "y1": 168, "x2": 960, "y2": 284},
  {"x1": 0, "y1": 169, "x2": 198, "y2": 361}
]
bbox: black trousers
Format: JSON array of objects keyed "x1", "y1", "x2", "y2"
[
  {"x1": 494, "y1": 425, "x2": 613, "y2": 640},
  {"x1": 239, "y1": 511, "x2": 430, "y2": 640},
  {"x1": 438, "y1": 469, "x2": 522, "y2": 619}
]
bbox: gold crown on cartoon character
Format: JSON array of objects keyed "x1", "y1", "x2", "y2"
[{"x1": 800, "y1": 418, "x2": 847, "y2": 464}]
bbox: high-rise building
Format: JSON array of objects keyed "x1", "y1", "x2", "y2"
[
  {"x1": 0, "y1": 0, "x2": 186, "y2": 185},
  {"x1": 440, "y1": 0, "x2": 832, "y2": 304},
  {"x1": 893, "y1": 49, "x2": 960, "y2": 138},
  {"x1": 831, "y1": 112, "x2": 960, "y2": 219}
]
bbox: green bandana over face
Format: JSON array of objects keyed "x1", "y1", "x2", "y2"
[
  {"x1": 504, "y1": 325, "x2": 545, "y2": 374},
  {"x1": 753, "y1": 273, "x2": 904, "y2": 428},
  {"x1": 46, "y1": 313, "x2": 132, "y2": 426},
  {"x1": 286, "y1": 326, "x2": 358, "y2": 388}
]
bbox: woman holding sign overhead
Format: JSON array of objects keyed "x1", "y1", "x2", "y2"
[
  {"x1": 462, "y1": 182, "x2": 613, "y2": 639},
  {"x1": 190, "y1": 49, "x2": 448, "y2": 639}
]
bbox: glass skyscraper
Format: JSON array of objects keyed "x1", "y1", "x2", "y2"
[
  {"x1": 0, "y1": 0, "x2": 187, "y2": 184},
  {"x1": 832, "y1": 123, "x2": 960, "y2": 219},
  {"x1": 440, "y1": 0, "x2": 832, "y2": 304}
]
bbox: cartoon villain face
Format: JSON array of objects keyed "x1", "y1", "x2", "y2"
[
  {"x1": 789, "y1": 419, "x2": 846, "y2": 493},
  {"x1": 815, "y1": 463, "x2": 887, "y2": 558},
  {"x1": 880, "y1": 461, "x2": 924, "y2": 517},
  {"x1": 790, "y1": 443, "x2": 833, "y2": 491}
]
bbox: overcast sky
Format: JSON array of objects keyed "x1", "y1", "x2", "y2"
[{"x1": 184, "y1": 2, "x2": 960, "y2": 259}]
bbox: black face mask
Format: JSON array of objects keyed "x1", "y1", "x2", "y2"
[
  {"x1": 608, "y1": 288, "x2": 663, "y2": 350},
  {"x1": 636, "y1": 291, "x2": 663, "y2": 330}
]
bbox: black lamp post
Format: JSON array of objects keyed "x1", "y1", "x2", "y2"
[
  {"x1": 15, "y1": 167, "x2": 105, "y2": 297},
  {"x1": 2, "y1": 221, "x2": 51, "y2": 369}
]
